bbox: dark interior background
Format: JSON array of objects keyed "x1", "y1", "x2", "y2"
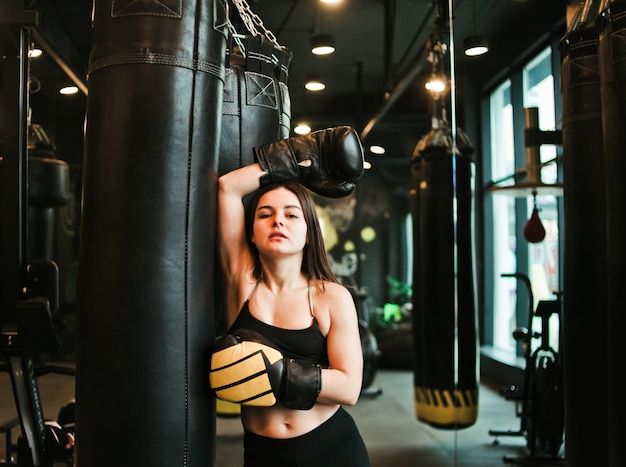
[{"x1": 1, "y1": 0, "x2": 570, "y2": 324}]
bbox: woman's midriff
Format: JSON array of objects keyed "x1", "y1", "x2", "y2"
[{"x1": 241, "y1": 403, "x2": 340, "y2": 438}]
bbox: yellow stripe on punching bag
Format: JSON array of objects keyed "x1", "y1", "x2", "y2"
[{"x1": 414, "y1": 386, "x2": 478, "y2": 427}]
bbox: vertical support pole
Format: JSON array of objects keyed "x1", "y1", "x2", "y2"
[
  {"x1": 0, "y1": 4, "x2": 50, "y2": 465},
  {"x1": 0, "y1": 3, "x2": 30, "y2": 322}
]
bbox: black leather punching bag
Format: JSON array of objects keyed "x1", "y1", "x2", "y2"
[
  {"x1": 27, "y1": 155, "x2": 69, "y2": 261},
  {"x1": 560, "y1": 6, "x2": 609, "y2": 465},
  {"x1": 76, "y1": 1, "x2": 227, "y2": 466},
  {"x1": 598, "y1": 2, "x2": 626, "y2": 465},
  {"x1": 410, "y1": 119, "x2": 478, "y2": 429},
  {"x1": 218, "y1": 35, "x2": 292, "y2": 176}
]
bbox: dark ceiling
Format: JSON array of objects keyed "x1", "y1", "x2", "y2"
[{"x1": 11, "y1": 0, "x2": 568, "y2": 166}]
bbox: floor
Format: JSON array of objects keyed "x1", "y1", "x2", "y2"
[
  {"x1": 215, "y1": 370, "x2": 545, "y2": 467},
  {"x1": 1, "y1": 360, "x2": 565, "y2": 466}
]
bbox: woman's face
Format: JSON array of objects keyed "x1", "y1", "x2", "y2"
[{"x1": 251, "y1": 187, "x2": 308, "y2": 257}]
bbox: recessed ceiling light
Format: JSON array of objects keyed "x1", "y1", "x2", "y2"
[
  {"x1": 304, "y1": 76, "x2": 326, "y2": 91},
  {"x1": 369, "y1": 145, "x2": 385, "y2": 155},
  {"x1": 311, "y1": 34, "x2": 335, "y2": 55},
  {"x1": 294, "y1": 123, "x2": 312, "y2": 135},
  {"x1": 464, "y1": 35, "x2": 489, "y2": 57},
  {"x1": 59, "y1": 86, "x2": 79, "y2": 95}
]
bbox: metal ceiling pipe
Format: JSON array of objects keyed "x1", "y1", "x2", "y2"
[
  {"x1": 360, "y1": 44, "x2": 430, "y2": 139},
  {"x1": 360, "y1": 4, "x2": 437, "y2": 139},
  {"x1": 32, "y1": 29, "x2": 88, "y2": 95},
  {"x1": 383, "y1": 0, "x2": 396, "y2": 93}
]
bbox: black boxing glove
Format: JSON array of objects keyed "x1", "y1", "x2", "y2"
[
  {"x1": 210, "y1": 328, "x2": 322, "y2": 410},
  {"x1": 253, "y1": 126, "x2": 364, "y2": 198}
]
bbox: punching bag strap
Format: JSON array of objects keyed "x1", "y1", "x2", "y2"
[
  {"x1": 243, "y1": 36, "x2": 293, "y2": 85},
  {"x1": 246, "y1": 36, "x2": 279, "y2": 76}
]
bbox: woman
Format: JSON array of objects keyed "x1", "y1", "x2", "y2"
[{"x1": 215, "y1": 128, "x2": 370, "y2": 466}]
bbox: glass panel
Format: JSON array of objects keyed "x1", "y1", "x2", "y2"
[
  {"x1": 523, "y1": 46, "x2": 560, "y2": 352},
  {"x1": 490, "y1": 79, "x2": 518, "y2": 354}
]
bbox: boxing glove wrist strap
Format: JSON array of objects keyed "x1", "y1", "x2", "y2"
[{"x1": 280, "y1": 359, "x2": 322, "y2": 410}]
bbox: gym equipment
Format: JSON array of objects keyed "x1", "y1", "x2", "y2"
[
  {"x1": 561, "y1": 2, "x2": 610, "y2": 464},
  {"x1": 76, "y1": 1, "x2": 227, "y2": 465},
  {"x1": 0, "y1": 6, "x2": 75, "y2": 465},
  {"x1": 410, "y1": 16, "x2": 478, "y2": 429},
  {"x1": 489, "y1": 272, "x2": 564, "y2": 464},
  {"x1": 350, "y1": 284, "x2": 382, "y2": 397},
  {"x1": 489, "y1": 107, "x2": 563, "y2": 198},
  {"x1": 410, "y1": 115, "x2": 479, "y2": 429},
  {"x1": 254, "y1": 126, "x2": 364, "y2": 198},
  {"x1": 523, "y1": 202, "x2": 546, "y2": 244},
  {"x1": 598, "y1": 2, "x2": 626, "y2": 465}
]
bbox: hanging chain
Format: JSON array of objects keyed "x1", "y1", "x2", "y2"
[{"x1": 229, "y1": 0, "x2": 282, "y2": 50}]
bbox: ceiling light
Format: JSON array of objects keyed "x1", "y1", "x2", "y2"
[
  {"x1": 59, "y1": 85, "x2": 79, "y2": 95},
  {"x1": 304, "y1": 75, "x2": 326, "y2": 91},
  {"x1": 311, "y1": 34, "x2": 335, "y2": 55},
  {"x1": 464, "y1": 0, "x2": 488, "y2": 57},
  {"x1": 464, "y1": 35, "x2": 489, "y2": 56},
  {"x1": 294, "y1": 123, "x2": 312, "y2": 135},
  {"x1": 369, "y1": 145, "x2": 385, "y2": 155},
  {"x1": 320, "y1": 0, "x2": 341, "y2": 3}
]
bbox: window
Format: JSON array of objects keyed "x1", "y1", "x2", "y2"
[
  {"x1": 489, "y1": 80, "x2": 518, "y2": 354},
  {"x1": 487, "y1": 46, "x2": 562, "y2": 358},
  {"x1": 522, "y1": 47, "x2": 561, "y2": 351}
]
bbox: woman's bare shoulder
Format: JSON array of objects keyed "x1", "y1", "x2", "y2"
[
  {"x1": 316, "y1": 281, "x2": 355, "y2": 311},
  {"x1": 320, "y1": 280, "x2": 350, "y2": 295}
]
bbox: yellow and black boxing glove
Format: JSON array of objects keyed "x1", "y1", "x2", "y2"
[{"x1": 209, "y1": 328, "x2": 322, "y2": 410}]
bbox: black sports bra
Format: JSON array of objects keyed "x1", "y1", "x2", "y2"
[{"x1": 228, "y1": 284, "x2": 329, "y2": 367}]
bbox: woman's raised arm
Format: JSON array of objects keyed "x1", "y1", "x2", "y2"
[{"x1": 217, "y1": 164, "x2": 266, "y2": 320}]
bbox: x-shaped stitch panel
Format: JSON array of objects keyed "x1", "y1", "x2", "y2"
[{"x1": 245, "y1": 72, "x2": 278, "y2": 110}]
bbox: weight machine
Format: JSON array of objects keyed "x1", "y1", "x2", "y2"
[
  {"x1": 1, "y1": 4, "x2": 75, "y2": 465},
  {"x1": 489, "y1": 272, "x2": 565, "y2": 465}
]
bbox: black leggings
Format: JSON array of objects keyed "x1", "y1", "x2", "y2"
[{"x1": 243, "y1": 407, "x2": 370, "y2": 467}]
